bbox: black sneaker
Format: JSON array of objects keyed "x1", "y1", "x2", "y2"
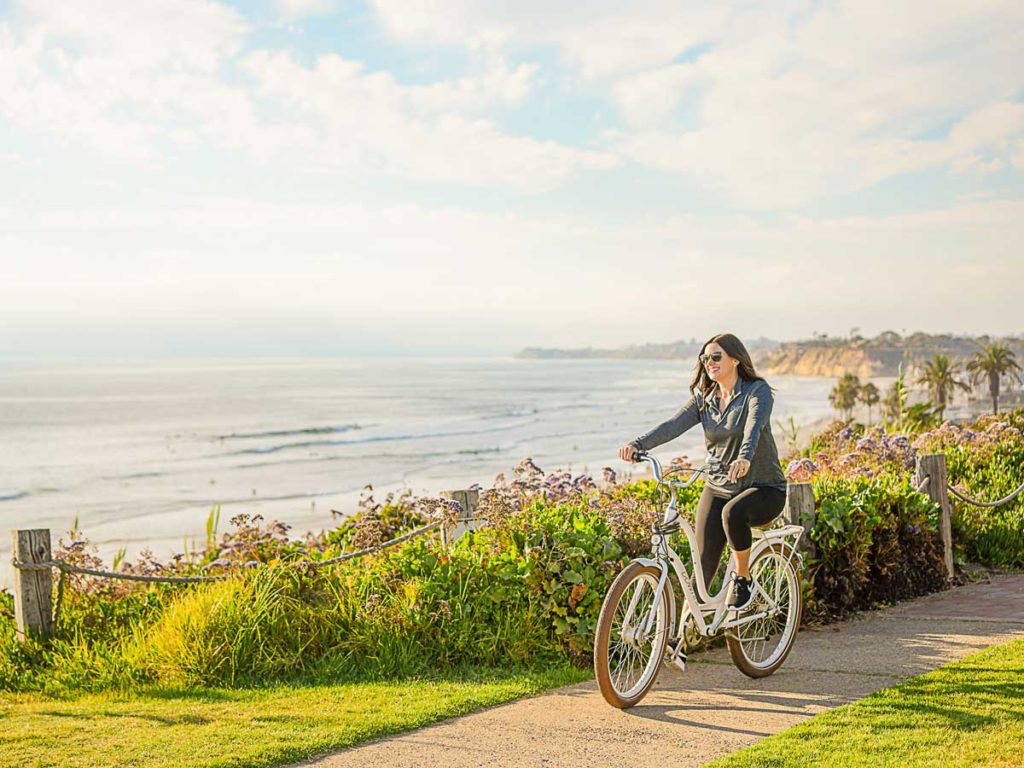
[{"x1": 726, "y1": 575, "x2": 755, "y2": 610}]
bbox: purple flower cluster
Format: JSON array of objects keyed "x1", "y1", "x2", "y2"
[
  {"x1": 805, "y1": 422, "x2": 923, "y2": 480},
  {"x1": 913, "y1": 417, "x2": 1022, "y2": 458},
  {"x1": 476, "y1": 458, "x2": 601, "y2": 527},
  {"x1": 785, "y1": 458, "x2": 818, "y2": 482}
]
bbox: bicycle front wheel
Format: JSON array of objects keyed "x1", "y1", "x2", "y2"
[
  {"x1": 727, "y1": 543, "x2": 802, "y2": 678},
  {"x1": 594, "y1": 561, "x2": 670, "y2": 708}
]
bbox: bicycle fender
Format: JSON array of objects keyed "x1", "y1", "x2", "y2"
[
  {"x1": 633, "y1": 557, "x2": 661, "y2": 570},
  {"x1": 631, "y1": 558, "x2": 676, "y2": 640},
  {"x1": 751, "y1": 538, "x2": 801, "y2": 571},
  {"x1": 750, "y1": 538, "x2": 782, "y2": 561}
]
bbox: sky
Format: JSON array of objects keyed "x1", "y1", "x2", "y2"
[{"x1": 1, "y1": 0, "x2": 1022, "y2": 357}]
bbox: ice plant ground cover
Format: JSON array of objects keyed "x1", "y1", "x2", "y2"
[{"x1": 704, "y1": 637, "x2": 1024, "y2": 768}]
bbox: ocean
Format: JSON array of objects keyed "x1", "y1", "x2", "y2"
[{"x1": 0, "y1": 357, "x2": 838, "y2": 584}]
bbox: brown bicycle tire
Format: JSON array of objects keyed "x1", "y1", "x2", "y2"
[
  {"x1": 594, "y1": 561, "x2": 671, "y2": 708},
  {"x1": 726, "y1": 543, "x2": 803, "y2": 678}
]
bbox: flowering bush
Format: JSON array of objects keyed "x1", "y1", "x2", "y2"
[
  {"x1": 3, "y1": 405, "x2": 1021, "y2": 694},
  {"x1": 916, "y1": 410, "x2": 1024, "y2": 568},
  {"x1": 789, "y1": 422, "x2": 918, "y2": 481},
  {"x1": 787, "y1": 409, "x2": 1024, "y2": 570}
]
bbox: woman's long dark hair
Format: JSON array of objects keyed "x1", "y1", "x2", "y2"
[{"x1": 689, "y1": 332, "x2": 770, "y2": 408}]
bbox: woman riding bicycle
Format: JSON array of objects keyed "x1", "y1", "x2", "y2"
[{"x1": 619, "y1": 332, "x2": 787, "y2": 611}]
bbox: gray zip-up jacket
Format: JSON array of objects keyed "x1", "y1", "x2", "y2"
[{"x1": 632, "y1": 377, "x2": 787, "y2": 497}]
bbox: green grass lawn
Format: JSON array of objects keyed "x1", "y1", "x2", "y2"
[
  {"x1": 0, "y1": 665, "x2": 590, "y2": 768},
  {"x1": 6, "y1": 640, "x2": 1024, "y2": 768},
  {"x1": 707, "y1": 637, "x2": 1024, "y2": 768}
]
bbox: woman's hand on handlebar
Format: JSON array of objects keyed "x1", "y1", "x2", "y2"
[
  {"x1": 618, "y1": 443, "x2": 641, "y2": 462},
  {"x1": 727, "y1": 458, "x2": 751, "y2": 483}
]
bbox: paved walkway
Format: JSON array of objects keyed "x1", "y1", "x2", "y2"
[{"x1": 297, "y1": 574, "x2": 1024, "y2": 768}]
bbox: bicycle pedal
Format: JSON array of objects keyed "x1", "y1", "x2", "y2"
[{"x1": 672, "y1": 652, "x2": 687, "y2": 673}]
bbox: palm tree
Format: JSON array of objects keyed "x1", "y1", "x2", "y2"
[
  {"x1": 829, "y1": 372, "x2": 861, "y2": 421},
  {"x1": 883, "y1": 365, "x2": 908, "y2": 426},
  {"x1": 966, "y1": 344, "x2": 1022, "y2": 415},
  {"x1": 858, "y1": 382, "x2": 880, "y2": 424},
  {"x1": 916, "y1": 354, "x2": 969, "y2": 422}
]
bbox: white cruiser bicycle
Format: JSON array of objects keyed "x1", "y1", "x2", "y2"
[{"x1": 594, "y1": 452, "x2": 805, "y2": 708}]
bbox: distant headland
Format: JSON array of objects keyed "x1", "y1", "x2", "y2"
[{"x1": 517, "y1": 331, "x2": 1024, "y2": 378}]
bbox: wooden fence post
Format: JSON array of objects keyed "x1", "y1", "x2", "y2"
[
  {"x1": 784, "y1": 483, "x2": 816, "y2": 556},
  {"x1": 915, "y1": 454, "x2": 955, "y2": 580},
  {"x1": 12, "y1": 529, "x2": 54, "y2": 641},
  {"x1": 440, "y1": 489, "x2": 480, "y2": 547}
]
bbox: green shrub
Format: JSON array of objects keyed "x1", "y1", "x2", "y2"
[
  {"x1": 134, "y1": 568, "x2": 330, "y2": 686},
  {"x1": 126, "y1": 497, "x2": 625, "y2": 687},
  {"x1": 806, "y1": 475, "x2": 947, "y2": 621}
]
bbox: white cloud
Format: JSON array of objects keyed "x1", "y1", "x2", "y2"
[
  {"x1": 367, "y1": 0, "x2": 727, "y2": 76},
  {"x1": 240, "y1": 50, "x2": 617, "y2": 189},
  {"x1": 0, "y1": 0, "x2": 248, "y2": 163},
  {"x1": 612, "y1": 62, "x2": 704, "y2": 126},
  {"x1": 370, "y1": 0, "x2": 1024, "y2": 206},
  {"x1": 1013, "y1": 141, "x2": 1024, "y2": 172},
  {"x1": 615, "y1": 1, "x2": 1024, "y2": 205},
  {"x1": 0, "y1": 1, "x2": 613, "y2": 190},
  {"x1": 946, "y1": 103, "x2": 1024, "y2": 175},
  {"x1": 27, "y1": 0, "x2": 248, "y2": 71},
  {"x1": 277, "y1": 0, "x2": 337, "y2": 21},
  {"x1": 243, "y1": 50, "x2": 536, "y2": 116},
  {"x1": 1, "y1": 0, "x2": 1021, "y2": 214}
]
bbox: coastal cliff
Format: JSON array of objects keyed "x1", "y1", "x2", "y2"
[
  {"x1": 756, "y1": 333, "x2": 1024, "y2": 377},
  {"x1": 755, "y1": 345, "x2": 898, "y2": 377},
  {"x1": 519, "y1": 332, "x2": 1024, "y2": 378}
]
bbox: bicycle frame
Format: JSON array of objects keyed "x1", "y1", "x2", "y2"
[{"x1": 626, "y1": 453, "x2": 804, "y2": 645}]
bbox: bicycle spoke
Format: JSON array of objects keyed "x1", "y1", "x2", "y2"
[
  {"x1": 733, "y1": 551, "x2": 797, "y2": 667},
  {"x1": 602, "y1": 570, "x2": 667, "y2": 699}
]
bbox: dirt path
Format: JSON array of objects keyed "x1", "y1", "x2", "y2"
[{"x1": 296, "y1": 574, "x2": 1024, "y2": 768}]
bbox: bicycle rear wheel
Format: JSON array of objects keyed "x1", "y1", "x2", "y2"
[
  {"x1": 727, "y1": 543, "x2": 802, "y2": 678},
  {"x1": 594, "y1": 561, "x2": 670, "y2": 708}
]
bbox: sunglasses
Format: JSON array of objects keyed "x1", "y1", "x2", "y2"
[{"x1": 699, "y1": 352, "x2": 724, "y2": 365}]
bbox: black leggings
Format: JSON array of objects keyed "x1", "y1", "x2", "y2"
[{"x1": 695, "y1": 485, "x2": 787, "y2": 588}]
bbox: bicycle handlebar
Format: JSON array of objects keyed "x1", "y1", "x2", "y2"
[{"x1": 630, "y1": 451, "x2": 729, "y2": 487}]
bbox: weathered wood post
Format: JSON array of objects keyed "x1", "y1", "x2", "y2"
[
  {"x1": 12, "y1": 529, "x2": 54, "y2": 641},
  {"x1": 784, "y1": 483, "x2": 816, "y2": 556},
  {"x1": 440, "y1": 489, "x2": 480, "y2": 547},
  {"x1": 915, "y1": 454, "x2": 955, "y2": 580}
]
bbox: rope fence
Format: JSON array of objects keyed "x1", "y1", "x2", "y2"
[
  {"x1": 310, "y1": 520, "x2": 443, "y2": 567},
  {"x1": 8, "y1": 454, "x2": 1021, "y2": 640},
  {"x1": 10, "y1": 558, "x2": 226, "y2": 583},
  {"x1": 11, "y1": 520, "x2": 452, "y2": 584},
  {"x1": 946, "y1": 480, "x2": 1024, "y2": 509}
]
